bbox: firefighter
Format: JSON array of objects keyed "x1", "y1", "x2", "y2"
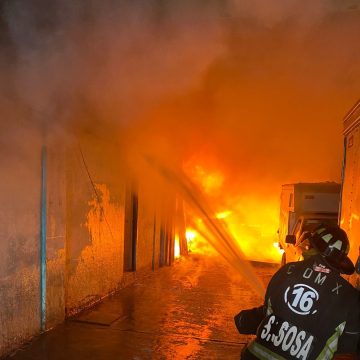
[{"x1": 235, "y1": 225, "x2": 360, "y2": 360}]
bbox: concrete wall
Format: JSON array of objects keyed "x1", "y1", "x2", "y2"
[
  {"x1": 0, "y1": 122, "x2": 42, "y2": 356},
  {"x1": 45, "y1": 142, "x2": 67, "y2": 328},
  {"x1": 0, "y1": 129, "x2": 182, "y2": 357},
  {"x1": 64, "y1": 139, "x2": 126, "y2": 315}
]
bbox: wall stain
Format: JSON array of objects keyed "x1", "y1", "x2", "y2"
[{"x1": 66, "y1": 184, "x2": 124, "y2": 314}]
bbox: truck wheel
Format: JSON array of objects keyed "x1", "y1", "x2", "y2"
[{"x1": 281, "y1": 253, "x2": 286, "y2": 267}]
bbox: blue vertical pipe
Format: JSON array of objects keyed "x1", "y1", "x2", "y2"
[{"x1": 40, "y1": 146, "x2": 47, "y2": 331}]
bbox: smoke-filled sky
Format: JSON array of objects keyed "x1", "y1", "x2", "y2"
[{"x1": 1, "y1": 0, "x2": 360, "y2": 259}]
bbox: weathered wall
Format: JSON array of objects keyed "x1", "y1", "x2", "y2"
[
  {"x1": 64, "y1": 139, "x2": 125, "y2": 314},
  {"x1": 0, "y1": 126, "x2": 70, "y2": 355},
  {"x1": 0, "y1": 127, "x2": 182, "y2": 357},
  {"x1": 46, "y1": 141, "x2": 66, "y2": 328},
  {"x1": 0, "y1": 121, "x2": 42, "y2": 356}
]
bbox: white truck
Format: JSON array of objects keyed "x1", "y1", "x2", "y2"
[
  {"x1": 340, "y1": 100, "x2": 360, "y2": 288},
  {"x1": 278, "y1": 182, "x2": 341, "y2": 265}
]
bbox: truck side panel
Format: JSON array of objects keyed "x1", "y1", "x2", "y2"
[
  {"x1": 300, "y1": 193, "x2": 340, "y2": 213},
  {"x1": 279, "y1": 183, "x2": 340, "y2": 248},
  {"x1": 293, "y1": 184, "x2": 340, "y2": 214},
  {"x1": 340, "y1": 125, "x2": 360, "y2": 267}
]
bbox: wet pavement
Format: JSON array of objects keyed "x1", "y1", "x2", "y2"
[{"x1": 7, "y1": 255, "x2": 278, "y2": 360}]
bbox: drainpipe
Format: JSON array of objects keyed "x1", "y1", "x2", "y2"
[{"x1": 40, "y1": 146, "x2": 47, "y2": 331}]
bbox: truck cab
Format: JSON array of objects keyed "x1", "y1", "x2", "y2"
[
  {"x1": 282, "y1": 213, "x2": 338, "y2": 265},
  {"x1": 278, "y1": 182, "x2": 341, "y2": 266}
]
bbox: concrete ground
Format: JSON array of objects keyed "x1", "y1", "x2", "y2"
[{"x1": 6, "y1": 255, "x2": 277, "y2": 360}]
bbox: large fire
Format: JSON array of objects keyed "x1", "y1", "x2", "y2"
[
  {"x1": 185, "y1": 226, "x2": 216, "y2": 256},
  {"x1": 182, "y1": 158, "x2": 283, "y2": 263}
]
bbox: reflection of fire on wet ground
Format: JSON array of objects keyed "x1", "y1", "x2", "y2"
[
  {"x1": 7, "y1": 254, "x2": 277, "y2": 360},
  {"x1": 151, "y1": 255, "x2": 272, "y2": 360}
]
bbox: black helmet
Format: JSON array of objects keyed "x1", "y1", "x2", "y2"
[{"x1": 309, "y1": 225, "x2": 355, "y2": 275}]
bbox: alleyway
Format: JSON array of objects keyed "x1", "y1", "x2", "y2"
[{"x1": 7, "y1": 255, "x2": 277, "y2": 360}]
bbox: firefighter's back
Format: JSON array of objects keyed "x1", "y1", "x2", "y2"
[{"x1": 247, "y1": 255, "x2": 359, "y2": 360}]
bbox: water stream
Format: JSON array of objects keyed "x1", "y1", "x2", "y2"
[{"x1": 146, "y1": 156, "x2": 266, "y2": 298}]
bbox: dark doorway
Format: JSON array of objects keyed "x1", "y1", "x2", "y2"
[
  {"x1": 159, "y1": 219, "x2": 174, "y2": 267},
  {"x1": 124, "y1": 190, "x2": 138, "y2": 272},
  {"x1": 159, "y1": 225, "x2": 165, "y2": 267}
]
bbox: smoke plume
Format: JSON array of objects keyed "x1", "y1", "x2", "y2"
[{"x1": 1, "y1": 0, "x2": 360, "y2": 260}]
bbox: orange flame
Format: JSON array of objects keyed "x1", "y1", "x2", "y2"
[
  {"x1": 174, "y1": 234, "x2": 180, "y2": 259},
  {"x1": 183, "y1": 159, "x2": 283, "y2": 263},
  {"x1": 185, "y1": 226, "x2": 216, "y2": 255}
]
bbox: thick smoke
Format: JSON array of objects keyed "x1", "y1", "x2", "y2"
[
  {"x1": 1, "y1": 1, "x2": 225, "y2": 130},
  {"x1": 1, "y1": 0, "x2": 360, "y2": 260}
]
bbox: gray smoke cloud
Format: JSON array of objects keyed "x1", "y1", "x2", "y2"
[
  {"x1": 230, "y1": 0, "x2": 327, "y2": 27},
  {"x1": 1, "y1": 0, "x2": 226, "y2": 131}
]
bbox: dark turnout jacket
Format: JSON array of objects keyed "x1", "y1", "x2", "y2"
[{"x1": 238, "y1": 254, "x2": 359, "y2": 360}]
